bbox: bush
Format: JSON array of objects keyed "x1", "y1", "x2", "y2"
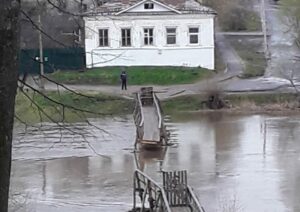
[
  {"x1": 203, "y1": 0, "x2": 261, "y2": 32},
  {"x1": 221, "y1": 7, "x2": 247, "y2": 31}
]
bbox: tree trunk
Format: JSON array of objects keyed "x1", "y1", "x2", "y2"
[{"x1": 0, "y1": 1, "x2": 20, "y2": 211}]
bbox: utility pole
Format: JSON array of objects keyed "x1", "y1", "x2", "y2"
[
  {"x1": 261, "y1": 0, "x2": 270, "y2": 60},
  {"x1": 38, "y1": 13, "x2": 45, "y2": 90}
]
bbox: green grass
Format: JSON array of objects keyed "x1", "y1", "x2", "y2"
[
  {"x1": 228, "y1": 37, "x2": 267, "y2": 78},
  {"x1": 15, "y1": 91, "x2": 134, "y2": 123},
  {"x1": 162, "y1": 95, "x2": 207, "y2": 113},
  {"x1": 243, "y1": 10, "x2": 262, "y2": 32},
  {"x1": 15, "y1": 91, "x2": 299, "y2": 124},
  {"x1": 162, "y1": 93, "x2": 299, "y2": 114},
  {"x1": 48, "y1": 66, "x2": 213, "y2": 85},
  {"x1": 227, "y1": 93, "x2": 297, "y2": 105}
]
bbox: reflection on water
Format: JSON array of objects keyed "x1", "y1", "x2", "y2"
[
  {"x1": 134, "y1": 148, "x2": 167, "y2": 172},
  {"x1": 10, "y1": 113, "x2": 300, "y2": 212}
]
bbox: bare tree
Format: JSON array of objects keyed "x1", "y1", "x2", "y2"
[
  {"x1": 279, "y1": 0, "x2": 300, "y2": 100},
  {"x1": 202, "y1": 0, "x2": 252, "y2": 31},
  {"x1": 1, "y1": 1, "x2": 127, "y2": 210},
  {"x1": 281, "y1": 0, "x2": 300, "y2": 48},
  {"x1": 280, "y1": 62, "x2": 300, "y2": 107},
  {"x1": 0, "y1": 1, "x2": 21, "y2": 211}
]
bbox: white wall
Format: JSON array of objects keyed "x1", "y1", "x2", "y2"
[{"x1": 84, "y1": 14, "x2": 215, "y2": 69}]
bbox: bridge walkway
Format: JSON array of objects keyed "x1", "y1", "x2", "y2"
[
  {"x1": 142, "y1": 106, "x2": 160, "y2": 142},
  {"x1": 133, "y1": 87, "x2": 167, "y2": 148}
]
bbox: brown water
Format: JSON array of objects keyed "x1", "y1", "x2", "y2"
[{"x1": 9, "y1": 113, "x2": 300, "y2": 212}]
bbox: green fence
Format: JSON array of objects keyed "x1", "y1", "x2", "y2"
[{"x1": 19, "y1": 47, "x2": 85, "y2": 74}]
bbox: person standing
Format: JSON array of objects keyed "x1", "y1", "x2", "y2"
[{"x1": 120, "y1": 69, "x2": 127, "y2": 90}]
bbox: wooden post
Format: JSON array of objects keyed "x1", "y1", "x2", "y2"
[
  {"x1": 133, "y1": 172, "x2": 136, "y2": 209},
  {"x1": 141, "y1": 180, "x2": 149, "y2": 211}
]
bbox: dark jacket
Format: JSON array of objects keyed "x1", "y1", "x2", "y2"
[{"x1": 120, "y1": 72, "x2": 127, "y2": 81}]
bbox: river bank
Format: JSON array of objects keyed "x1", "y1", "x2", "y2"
[
  {"x1": 163, "y1": 92, "x2": 300, "y2": 114},
  {"x1": 15, "y1": 90, "x2": 300, "y2": 123},
  {"x1": 15, "y1": 91, "x2": 133, "y2": 123}
]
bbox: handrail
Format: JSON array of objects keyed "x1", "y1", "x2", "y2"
[
  {"x1": 153, "y1": 93, "x2": 162, "y2": 129},
  {"x1": 187, "y1": 186, "x2": 206, "y2": 212},
  {"x1": 133, "y1": 169, "x2": 172, "y2": 212},
  {"x1": 135, "y1": 169, "x2": 161, "y2": 188},
  {"x1": 137, "y1": 93, "x2": 144, "y2": 127}
]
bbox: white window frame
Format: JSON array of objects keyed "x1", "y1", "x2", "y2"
[
  {"x1": 143, "y1": 28, "x2": 154, "y2": 46},
  {"x1": 188, "y1": 26, "x2": 200, "y2": 45},
  {"x1": 166, "y1": 27, "x2": 177, "y2": 45},
  {"x1": 98, "y1": 28, "x2": 109, "y2": 47},
  {"x1": 121, "y1": 28, "x2": 132, "y2": 47}
]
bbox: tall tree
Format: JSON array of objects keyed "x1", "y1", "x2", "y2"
[{"x1": 0, "y1": 1, "x2": 21, "y2": 211}]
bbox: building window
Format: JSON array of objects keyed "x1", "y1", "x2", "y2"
[
  {"x1": 189, "y1": 27, "x2": 200, "y2": 44},
  {"x1": 121, "y1": 28, "x2": 131, "y2": 47},
  {"x1": 99, "y1": 29, "x2": 109, "y2": 47},
  {"x1": 166, "y1": 27, "x2": 176, "y2": 45},
  {"x1": 144, "y1": 28, "x2": 154, "y2": 45},
  {"x1": 144, "y1": 3, "x2": 154, "y2": 9}
]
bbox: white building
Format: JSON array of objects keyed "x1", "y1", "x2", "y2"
[{"x1": 84, "y1": 0, "x2": 216, "y2": 69}]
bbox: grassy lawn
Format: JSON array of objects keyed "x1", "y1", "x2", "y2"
[
  {"x1": 242, "y1": 10, "x2": 262, "y2": 32},
  {"x1": 162, "y1": 95, "x2": 206, "y2": 113},
  {"x1": 48, "y1": 66, "x2": 213, "y2": 85},
  {"x1": 15, "y1": 91, "x2": 134, "y2": 123},
  {"x1": 227, "y1": 93, "x2": 297, "y2": 105},
  {"x1": 228, "y1": 37, "x2": 267, "y2": 78},
  {"x1": 162, "y1": 93, "x2": 299, "y2": 114}
]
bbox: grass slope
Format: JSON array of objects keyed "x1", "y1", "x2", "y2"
[{"x1": 15, "y1": 91, "x2": 134, "y2": 123}]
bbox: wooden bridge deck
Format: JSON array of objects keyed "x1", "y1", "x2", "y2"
[
  {"x1": 142, "y1": 106, "x2": 160, "y2": 142},
  {"x1": 133, "y1": 87, "x2": 167, "y2": 147}
]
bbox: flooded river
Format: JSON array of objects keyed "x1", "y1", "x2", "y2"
[{"x1": 10, "y1": 113, "x2": 300, "y2": 212}]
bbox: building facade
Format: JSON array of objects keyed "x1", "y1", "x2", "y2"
[{"x1": 84, "y1": 0, "x2": 216, "y2": 69}]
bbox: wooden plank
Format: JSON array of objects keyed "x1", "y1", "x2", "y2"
[{"x1": 142, "y1": 106, "x2": 160, "y2": 142}]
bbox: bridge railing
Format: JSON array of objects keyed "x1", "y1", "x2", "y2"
[
  {"x1": 187, "y1": 186, "x2": 206, "y2": 212},
  {"x1": 136, "y1": 93, "x2": 144, "y2": 127},
  {"x1": 133, "y1": 169, "x2": 171, "y2": 212},
  {"x1": 153, "y1": 93, "x2": 162, "y2": 129},
  {"x1": 163, "y1": 170, "x2": 205, "y2": 212},
  {"x1": 133, "y1": 93, "x2": 145, "y2": 146}
]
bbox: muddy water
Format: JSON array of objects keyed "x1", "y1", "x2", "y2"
[{"x1": 10, "y1": 113, "x2": 300, "y2": 212}]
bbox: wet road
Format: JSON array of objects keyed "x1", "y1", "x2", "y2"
[{"x1": 10, "y1": 113, "x2": 300, "y2": 212}]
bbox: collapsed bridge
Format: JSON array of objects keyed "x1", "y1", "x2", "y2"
[{"x1": 132, "y1": 87, "x2": 205, "y2": 212}]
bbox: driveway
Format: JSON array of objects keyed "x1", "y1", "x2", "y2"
[{"x1": 25, "y1": 73, "x2": 297, "y2": 100}]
